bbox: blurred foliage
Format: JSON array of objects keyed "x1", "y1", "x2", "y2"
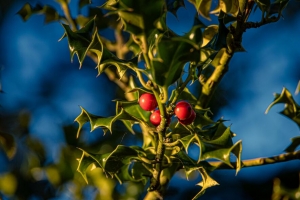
[{"x1": 0, "y1": 0, "x2": 297, "y2": 199}]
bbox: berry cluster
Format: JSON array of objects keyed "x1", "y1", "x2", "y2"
[{"x1": 138, "y1": 93, "x2": 196, "y2": 126}]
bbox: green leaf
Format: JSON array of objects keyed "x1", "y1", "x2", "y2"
[
  {"x1": 219, "y1": 0, "x2": 239, "y2": 16},
  {"x1": 174, "y1": 151, "x2": 218, "y2": 198},
  {"x1": 177, "y1": 123, "x2": 242, "y2": 173},
  {"x1": 74, "y1": 106, "x2": 136, "y2": 137},
  {"x1": 201, "y1": 140, "x2": 242, "y2": 173},
  {"x1": 179, "y1": 134, "x2": 201, "y2": 154},
  {"x1": 202, "y1": 25, "x2": 218, "y2": 47},
  {"x1": 17, "y1": 3, "x2": 60, "y2": 23},
  {"x1": 77, "y1": 145, "x2": 148, "y2": 184},
  {"x1": 115, "y1": 100, "x2": 151, "y2": 124},
  {"x1": 238, "y1": 0, "x2": 247, "y2": 12},
  {"x1": 60, "y1": 22, "x2": 93, "y2": 66},
  {"x1": 61, "y1": 19, "x2": 138, "y2": 78},
  {"x1": 254, "y1": 0, "x2": 270, "y2": 12},
  {"x1": 0, "y1": 132, "x2": 16, "y2": 159},
  {"x1": 193, "y1": 111, "x2": 214, "y2": 129},
  {"x1": 77, "y1": 151, "x2": 96, "y2": 183},
  {"x1": 284, "y1": 136, "x2": 300, "y2": 152},
  {"x1": 101, "y1": 0, "x2": 166, "y2": 53},
  {"x1": 193, "y1": 168, "x2": 219, "y2": 199},
  {"x1": 151, "y1": 34, "x2": 199, "y2": 87},
  {"x1": 79, "y1": 0, "x2": 91, "y2": 8},
  {"x1": 265, "y1": 88, "x2": 300, "y2": 128},
  {"x1": 169, "y1": 87, "x2": 198, "y2": 105},
  {"x1": 188, "y1": 0, "x2": 213, "y2": 20}
]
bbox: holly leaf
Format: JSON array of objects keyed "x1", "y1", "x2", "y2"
[
  {"x1": 254, "y1": 0, "x2": 270, "y2": 12},
  {"x1": 265, "y1": 88, "x2": 300, "y2": 128},
  {"x1": 174, "y1": 151, "x2": 218, "y2": 199},
  {"x1": 76, "y1": 8, "x2": 109, "y2": 30},
  {"x1": 179, "y1": 134, "x2": 201, "y2": 155},
  {"x1": 151, "y1": 34, "x2": 199, "y2": 87},
  {"x1": 201, "y1": 140, "x2": 242, "y2": 173},
  {"x1": 116, "y1": 100, "x2": 151, "y2": 124},
  {"x1": 188, "y1": 0, "x2": 213, "y2": 20},
  {"x1": 193, "y1": 168, "x2": 219, "y2": 199},
  {"x1": 0, "y1": 132, "x2": 16, "y2": 159},
  {"x1": 17, "y1": 3, "x2": 60, "y2": 23},
  {"x1": 193, "y1": 111, "x2": 214, "y2": 129},
  {"x1": 284, "y1": 136, "x2": 300, "y2": 152},
  {"x1": 202, "y1": 25, "x2": 218, "y2": 47},
  {"x1": 77, "y1": 145, "x2": 148, "y2": 184},
  {"x1": 219, "y1": 0, "x2": 239, "y2": 16},
  {"x1": 77, "y1": 151, "x2": 97, "y2": 183},
  {"x1": 169, "y1": 87, "x2": 198, "y2": 105},
  {"x1": 61, "y1": 19, "x2": 138, "y2": 78},
  {"x1": 101, "y1": 0, "x2": 165, "y2": 53},
  {"x1": 74, "y1": 106, "x2": 136, "y2": 138}
]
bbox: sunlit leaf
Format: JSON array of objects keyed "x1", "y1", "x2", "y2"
[
  {"x1": 202, "y1": 25, "x2": 218, "y2": 47},
  {"x1": 74, "y1": 106, "x2": 136, "y2": 138},
  {"x1": 179, "y1": 134, "x2": 201, "y2": 154},
  {"x1": 17, "y1": 3, "x2": 60, "y2": 23},
  {"x1": 254, "y1": 0, "x2": 270, "y2": 12},
  {"x1": 77, "y1": 145, "x2": 148, "y2": 184},
  {"x1": 115, "y1": 100, "x2": 151, "y2": 123},
  {"x1": 101, "y1": 0, "x2": 165, "y2": 53},
  {"x1": 61, "y1": 19, "x2": 138, "y2": 78},
  {"x1": 265, "y1": 88, "x2": 300, "y2": 128},
  {"x1": 188, "y1": 0, "x2": 213, "y2": 20},
  {"x1": 193, "y1": 168, "x2": 219, "y2": 199},
  {"x1": 201, "y1": 140, "x2": 242, "y2": 173},
  {"x1": 77, "y1": 151, "x2": 96, "y2": 183}
]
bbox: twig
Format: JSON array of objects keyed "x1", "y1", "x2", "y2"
[
  {"x1": 60, "y1": 2, "x2": 77, "y2": 31},
  {"x1": 209, "y1": 150, "x2": 300, "y2": 169}
]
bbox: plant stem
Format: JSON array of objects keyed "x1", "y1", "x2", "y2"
[
  {"x1": 60, "y1": 2, "x2": 77, "y2": 31},
  {"x1": 196, "y1": 48, "x2": 232, "y2": 109},
  {"x1": 196, "y1": 1, "x2": 256, "y2": 109},
  {"x1": 209, "y1": 150, "x2": 300, "y2": 169},
  {"x1": 148, "y1": 87, "x2": 167, "y2": 192}
]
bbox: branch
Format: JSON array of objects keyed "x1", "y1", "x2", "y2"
[
  {"x1": 245, "y1": 15, "x2": 281, "y2": 29},
  {"x1": 148, "y1": 86, "x2": 168, "y2": 192},
  {"x1": 60, "y1": 2, "x2": 77, "y2": 31},
  {"x1": 196, "y1": 48, "x2": 232, "y2": 109},
  {"x1": 209, "y1": 150, "x2": 300, "y2": 169}
]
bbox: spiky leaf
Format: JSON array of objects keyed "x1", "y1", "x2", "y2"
[{"x1": 265, "y1": 88, "x2": 300, "y2": 128}]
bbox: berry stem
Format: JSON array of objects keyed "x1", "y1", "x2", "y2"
[{"x1": 148, "y1": 87, "x2": 167, "y2": 191}]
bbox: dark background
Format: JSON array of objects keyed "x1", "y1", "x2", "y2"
[{"x1": 0, "y1": 0, "x2": 300, "y2": 199}]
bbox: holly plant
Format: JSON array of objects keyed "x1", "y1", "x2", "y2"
[{"x1": 17, "y1": 0, "x2": 300, "y2": 199}]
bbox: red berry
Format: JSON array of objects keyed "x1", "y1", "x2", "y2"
[
  {"x1": 150, "y1": 110, "x2": 161, "y2": 126},
  {"x1": 175, "y1": 101, "x2": 192, "y2": 120},
  {"x1": 179, "y1": 109, "x2": 196, "y2": 125},
  {"x1": 139, "y1": 93, "x2": 158, "y2": 111},
  {"x1": 150, "y1": 110, "x2": 171, "y2": 127}
]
